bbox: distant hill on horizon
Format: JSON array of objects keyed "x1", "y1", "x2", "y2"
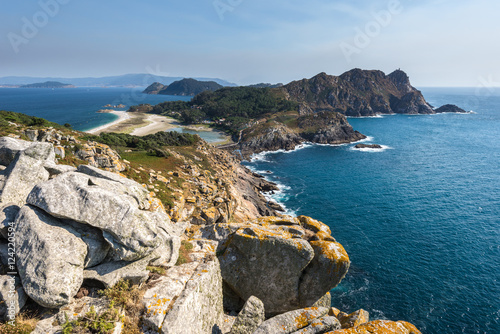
[
  {"x1": 20, "y1": 81, "x2": 75, "y2": 89},
  {"x1": 0, "y1": 74, "x2": 237, "y2": 88},
  {"x1": 143, "y1": 78, "x2": 223, "y2": 96}
]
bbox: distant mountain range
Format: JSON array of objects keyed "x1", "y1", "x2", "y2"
[{"x1": 0, "y1": 74, "x2": 237, "y2": 88}]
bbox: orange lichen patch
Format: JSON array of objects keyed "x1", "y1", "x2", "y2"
[
  {"x1": 294, "y1": 308, "x2": 320, "y2": 330},
  {"x1": 238, "y1": 226, "x2": 294, "y2": 241},
  {"x1": 298, "y1": 216, "x2": 331, "y2": 235},
  {"x1": 254, "y1": 215, "x2": 300, "y2": 227},
  {"x1": 329, "y1": 307, "x2": 341, "y2": 317},
  {"x1": 339, "y1": 309, "x2": 369, "y2": 329},
  {"x1": 328, "y1": 320, "x2": 422, "y2": 334},
  {"x1": 314, "y1": 231, "x2": 336, "y2": 242},
  {"x1": 310, "y1": 240, "x2": 349, "y2": 264}
]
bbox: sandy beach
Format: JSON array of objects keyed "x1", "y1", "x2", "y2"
[
  {"x1": 130, "y1": 114, "x2": 180, "y2": 136},
  {"x1": 85, "y1": 110, "x2": 131, "y2": 134}
]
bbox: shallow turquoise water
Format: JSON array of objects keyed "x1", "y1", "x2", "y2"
[{"x1": 245, "y1": 88, "x2": 500, "y2": 333}]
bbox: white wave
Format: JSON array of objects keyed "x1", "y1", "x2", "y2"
[
  {"x1": 353, "y1": 136, "x2": 374, "y2": 144},
  {"x1": 350, "y1": 144, "x2": 392, "y2": 153},
  {"x1": 347, "y1": 114, "x2": 387, "y2": 119},
  {"x1": 249, "y1": 143, "x2": 313, "y2": 162}
]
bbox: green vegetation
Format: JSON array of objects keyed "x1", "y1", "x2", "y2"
[
  {"x1": 62, "y1": 281, "x2": 144, "y2": 334},
  {"x1": 83, "y1": 131, "x2": 199, "y2": 157},
  {"x1": 0, "y1": 110, "x2": 68, "y2": 136},
  {"x1": 176, "y1": 240, "x2": 194, "y2": 265},
  {"x1": 147, "y1": 87, "x2": 298, "y2": 135}
]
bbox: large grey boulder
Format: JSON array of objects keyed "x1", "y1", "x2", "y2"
[
  {"x1": 253, "y1": 307, "x2": 329, "y2": 334},
  {"x1": 0, "y1": 275, "x2": 28, "y2": 321},
  {"x1": 230, "y1": 296, "x2": 265, "y2": 334},
  {"x1": 27, "y1": 165, "x2": 182, "y2": 261},
  {"x1": 15, "y1": 205, "x2": 87, "y2": 308},
  {"x1": 0, "y1": 137, "x2": 31, "y2": 166},
  {"x1": 219, "y1": 225, "x2": 315, "y2": 316},
  {"x1": 0, "y1": 142, "x2": 55, "y2": 206}
]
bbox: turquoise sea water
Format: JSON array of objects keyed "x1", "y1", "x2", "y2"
[
  {"x1": 245, "y1": 88, "x2": 500, "y2": 333},
  {"x1": 0, "y1": 87, "x2": 191, "y2": 131}
]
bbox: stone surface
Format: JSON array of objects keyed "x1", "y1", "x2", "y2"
[
  {"x1": 338, "y1": 309, "x2": 369, "y2": 329},
  {"x1": 83, "y1": 256, "x2": 151, "y2": 289},
  {"x1": 0, "y1": 137, "x2": 31, "y2": 166},
  {"x1": 220, "y1": 224, "x2": 315, "y2": 316},
  {"x1": 230, "y1": 296, "x2": 265, "y2": 334},
  {"x1": 14, "y1": 205, "x2": 87, "y2": 308},
  {"x1": 291, "y1": 316, "x2": 341, "y2": 333},
  {"x1": 160, "y1": 258, "x2": 224, "y2": 334},
  {"x1": 0, "y1": 142, "x2": 55, "y2": 206},
  {"x1": 354, "y1": 144, "x2": 383, "y2": 149},
  {"x1": 253, "y1": 307, "x2": 329, "y2": 334},
  {"x1": 27, "y1": 166, "x2": 180, "y2": 262},
  {"x1": 328, "y1": 320, "x2": 422, "y2": 334},
  {"x1": 0, "y1": 275, "x2": 28, "y2": 320},
  {"x1": 214, "y1": 216, "x2": 349, "y2": 316},
  {"x1": 142, "y1": 262, "x2": 199, "y2": 330},
  {"x1": 298, "y1": 240, "x2": 350, "y2": 307},
  {"x1": 311, "y1": 292, "x2": 331, "y2": 309},
  {"x1": 75, "y1": 141, "x2": 126, "y2": 172},
  {"x1": 0, "y1": 203, "x2": 20, "y2": 239}
]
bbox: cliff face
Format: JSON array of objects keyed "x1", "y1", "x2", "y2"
[
  {"x1": 281, "y1": 69, "x2": 434, "y2": 116},
  {"x1": 238, "y1": 111, "x2": 365, "y2": 158}
]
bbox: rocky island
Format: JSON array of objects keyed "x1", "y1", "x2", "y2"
[
  {"x1": 19, "y1": 81, "x2": 75, "y2": 89},
  {"x1": 0, "y1": 108, "x2": 423, "y2": 333},
  {"x1": 144, "y1": 78, "x2": 224, "y2": 96}
]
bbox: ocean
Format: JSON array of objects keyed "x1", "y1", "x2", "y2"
[
  {"x1": 0, "y1": 87, "x2": 191, "y2": 131},
  {"x1": 245, "y1": 87, "x2": 500, "y2": 333}
]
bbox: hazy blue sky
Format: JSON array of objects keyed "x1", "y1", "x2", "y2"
[{"x1": 1, "y1": 0, "x2": 499, "y2": 86}]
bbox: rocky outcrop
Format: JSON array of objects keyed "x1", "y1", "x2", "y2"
[
  {"x1": 75, "y1": 141, "x2": 126, "y2": 172},
  {"x1": 281, "y1": 69, "x2": 435, "y2": 117},
  {"x1": 355, "y1": 144, "x2": 382, "y2": 149},
  {"x1": 144, "y1": 78, "x2": 223, "y2": 96},
  {"x1": 199, "y1": 216, "x2": 350, "y2": 316},
  {"x1": 238, "y1": 112, "x2": 365, "y2": 158},
  {"x1": 253, "y1": 307, "x2": 331, "y2": 334},
  {"x1": 0, "y1": 276, "x2": 28, "y2": 321},
  {"x1": 435, "y1": 104, "x2": 468, "y2": 113},
  {"x1": 26, "y1": 165, "x2": 181, "y2": 262},
  {"x1": 328, "y1": 320, "x2": 422, "y2": 334},
  {"x1": 142, "y1": 239, "x2": 224, "y2": 334}
]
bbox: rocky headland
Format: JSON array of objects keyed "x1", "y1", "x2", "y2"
[
  {"x1": 0, "y1": 111, "x2": 423, "y2": 333},
  {"x1": 144, "y1": 79, "x2": 224, "y2": 96}
]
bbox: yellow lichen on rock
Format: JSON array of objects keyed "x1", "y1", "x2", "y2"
[{"x1": 328, "y1": 320, "x2": 422, "y2": 334}]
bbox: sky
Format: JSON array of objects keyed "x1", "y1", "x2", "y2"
[{"x1": 1, "y1": 0, "x2": 499, "y2": 87}]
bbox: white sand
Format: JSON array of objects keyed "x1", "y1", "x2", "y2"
[{"x1": 85, "y1": 110, "x2": 131, "y2": 134}]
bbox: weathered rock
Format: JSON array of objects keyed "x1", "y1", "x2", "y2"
[
  {"x1": 0, "y1": 241, "x2": 9, "y2": 275},
  {"x1": 0, "y1": 142, "x2": 55, "y2": 206},
  {"x1": 160, "y1": 258, "x2": 224, "y2": 334},
  {"x1": 230, "y1": 296, "x2": 265, "y2": 334},
  {"x1": 64, "y1": 219, "x2": 110, "y2": 268},
  {"x1": 328, "y1": 320, "x2": 422, "y2": 334},
  {"x1": 0, "y1": 137, "x2": 31, "y2": 166},
  {"x1": 220, "y1": 225, "x2": 315, "y2": 316},
  {"x1": 15, "y1": 205, "x2": 87, "y2": 308},
  {"x1": 435, "y1": 104, "x2": 467, "y2": 114},
  {"x1": 75, "y1": 141, "x2": 126, "y2": 172},
  {"x1": 299, "y1": 240, "x2": 350, "y2": 307},
  {"x1": 83, "y1": 256, "x2": 151, "y2": 289},
  {"x1": 354, "y1": 144, "x2": 382, "y2": 149},
  {"x1": 311, "y1": 292, "x2": 331, "y2": 309},
  {"x1": 0, "y1": 203, "x2": 20, "y2": 239},
  {"x1": 0, "y1": 275, "x2": 28, "y2": 321},
  {"x1": 337, "y1": 309, "x2": 369, "y2": 329},
  {"x1": 253, "y1": 307, "x2": 329, "y2": 334},
  {"x1": 142, "y1": 261, "x2": 199, "y2": 330},
  {"x1": 291, "y1": 316, "x2": 341, "y2": 333},
  {"x1": 44, "y1": 163, "x2": 77, "y2": 177},
  {"x1": 27, "y1": 166, "x2": 181, "y2": 262}
]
